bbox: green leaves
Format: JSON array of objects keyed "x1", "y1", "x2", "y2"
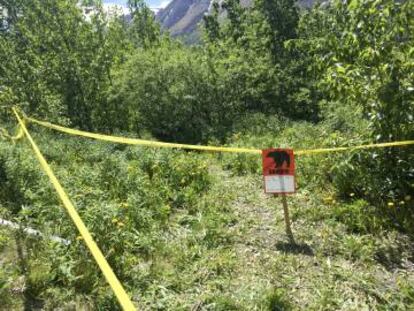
[
  {"x1": 294, "y1": 0, "x2": 414, "y2": 203},
  {"x1": 127, "y1": 0, "x2": 161, "y2": 48},
  {"x1": 348, "y1": 0, "x2": 359, "y2": 11},
  {"x1": 0, "y1": 0, "x2": 134, "y2": 129}
]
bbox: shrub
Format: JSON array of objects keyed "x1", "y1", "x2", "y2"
[{"x1": 110, "y1": 43, "x2": 238, "y2": 143}]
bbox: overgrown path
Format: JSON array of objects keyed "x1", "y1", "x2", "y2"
[
  {"x1": 1, "y1": 157, "x2": 413, "y2": 310},
  {"x1": 214, "y1": 167, "x2": 414, "y2": 310}
]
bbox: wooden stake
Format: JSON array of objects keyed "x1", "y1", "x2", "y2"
[{"x1": 279, "y1": 194, "x2": 295, "y2": 244}]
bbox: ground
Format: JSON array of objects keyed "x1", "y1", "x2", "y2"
[
  {"x1": 0, "y1": 151, "x2": 413, "y2": 310},
  {"x1": 222, "y1": 173, "x2": 414, "y2": 310}
]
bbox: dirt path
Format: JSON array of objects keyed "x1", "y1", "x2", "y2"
[
  {"x1": 223, "y1": 173, "x2": 302, "y2": 308},
  {"x1": 218, "y1": 171, "x2": 414, "y2": 310}
]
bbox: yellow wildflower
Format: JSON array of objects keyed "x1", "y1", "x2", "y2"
[{"x1": 387, "y1": 202, "x2": 395, "y2": 208}]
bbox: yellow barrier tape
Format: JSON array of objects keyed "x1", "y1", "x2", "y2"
[
  {"x1": 295, "y1": 140, "x2": 414, "y2": 155},
  {"x1": 13, "y1": 109, "x2": 136, "y2": 311},
  {"x1": 26, "y1": 116, "x2": 414, "y2": 155},
  {"x1": 27, "y1": 117, "x2": 261, "y2": 154}
]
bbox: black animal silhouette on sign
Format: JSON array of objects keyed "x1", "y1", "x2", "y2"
[{"x1": 267, "y1": 151, "x2": 291, "y2": 174}]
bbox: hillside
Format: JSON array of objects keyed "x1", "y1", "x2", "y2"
[
  {"x1": 156, "y1": 0, "x2": 210, "y2": 36},
  {"x1": 156, "y1": 0, "x2": 316, "y2": 36}
]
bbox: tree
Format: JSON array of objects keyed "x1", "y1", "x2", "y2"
[
  {"x1": 255, "y1": 0, "x2": 299, "y2": 60},
  {"x1": 127, "y1": 0, "x2": 161, "y2": 48},
  {"x1": 294, "y1": 0, "x2": 414, "y2": 203},
  {"x1": 0, "y1": 0, "x2": 130, "y2": 129},
  {"x1": 203, "y1": 1, "x2": 221, "y2": 42},
  {"x1": 201, "y1": 0, "x2": 318, "y2": 120}
]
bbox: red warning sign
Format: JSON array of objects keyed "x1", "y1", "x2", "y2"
[{"x1": 262, "y1": 148, "x2": 295, "y2": 194}]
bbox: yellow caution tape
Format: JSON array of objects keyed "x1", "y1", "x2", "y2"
[
  {"x1": 13, "y1": 109, "x2": 136, "y2": 311},
  {"x1": 295, "y1": 140, "x2": 414, "y2": 155},
  {"x1": 27, "y1": 117, "x2": 261, "y2": 154},
  {"x1": 26, "y1": 115, "x2": 414, "y2": 155}
]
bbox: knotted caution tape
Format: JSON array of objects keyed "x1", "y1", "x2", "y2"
[
  {"x1": 0, "y1": 125, "x2": 24, "y2": 143},
  {"x1": 25, "y1": 115, "x2": 414, "y2": 155}
]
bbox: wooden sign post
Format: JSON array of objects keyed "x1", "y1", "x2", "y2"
[
  {"x1": 262, "y1": 149, "x2": 296, "y2": 243},
  {"x1": 280, "y1": 194, "x2": 295, "y2": 244}
]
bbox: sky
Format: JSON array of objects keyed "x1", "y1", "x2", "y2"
[{"x1": 103, "y1": 0, "x2": 172, "y2": 9}]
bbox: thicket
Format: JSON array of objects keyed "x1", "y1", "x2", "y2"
[
  {"x1": 291, "y1": 0, "x2": 414, "y2": 211},
  {"x1": 5, "y1": 0, "x2": 411, "y2": 203}
]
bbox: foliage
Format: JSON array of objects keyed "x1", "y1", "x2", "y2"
[
  {"x1": 1, "y1": 0, "x2": 414, "y2": 308},
  {"x1": 293, "y1": 0, "x2": 414, "y2": 205},
  {"x1": 0, "y1": 0, "x2": 158, "y2": 130},
  {"x1": 111, "y1": 43, "x2": 224, "y2": 142},
  {"x1": 127, "y1": 0, "x2": 162, "y2": 48},
  {"x1": 112, "y1": 0, "x2": 320, "y2": 143},
  {"x1": 260, "y1": 288, "x2": 291, "y2": 311},
  {"x1": 202, "y1": 0, "x2": 319, "y2": 121},
  {"x1": 110, "y1": 39, "x2": 278, "y2": 143}
]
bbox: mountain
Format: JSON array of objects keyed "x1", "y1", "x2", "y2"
[
  {"x1": 156, "y1": 0, "x2": 316, "y2": 37},
  {"x1": 156, "y1": 0, "x2": 210, "y2": 36}
]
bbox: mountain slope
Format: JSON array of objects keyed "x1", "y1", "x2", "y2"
[
  {"x1": 156, "y1": 0, "x2": 316, "y2": 37},
  {"x1": 156, "y1": 0, "x2": 210, "y2": 36}
]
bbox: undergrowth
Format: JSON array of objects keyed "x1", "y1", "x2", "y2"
[{"x1": 0, "y1": 117, "x2": 413, "y2": 310}]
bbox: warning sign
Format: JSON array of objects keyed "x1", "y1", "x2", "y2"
[{"x1": 262, "y1": 148, "x2": 295, "y2": 194}]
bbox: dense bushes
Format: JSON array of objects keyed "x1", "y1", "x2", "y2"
[
  {"x1": 0, "y1": 0, "x2": 155, "y2": 129},
  {"x1": 0, "y1": 0, "x2": 120, "y2": 128},
  {"x1": 109, "y1": 43, "x2": 234, "y2": 143},
  {"x1": 294, "y1": 0, "x2": 414, "y2": 205},
  {"x1": 110, "y1": 39, "x2": 286, "y2": 143},
  {"x1": 1, "y1": 0, "x2": 412, "y2": 222}
]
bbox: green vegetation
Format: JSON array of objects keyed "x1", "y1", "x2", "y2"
[{"x1": 1, "y1": 0, "x2": 413, "y2": 309}]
